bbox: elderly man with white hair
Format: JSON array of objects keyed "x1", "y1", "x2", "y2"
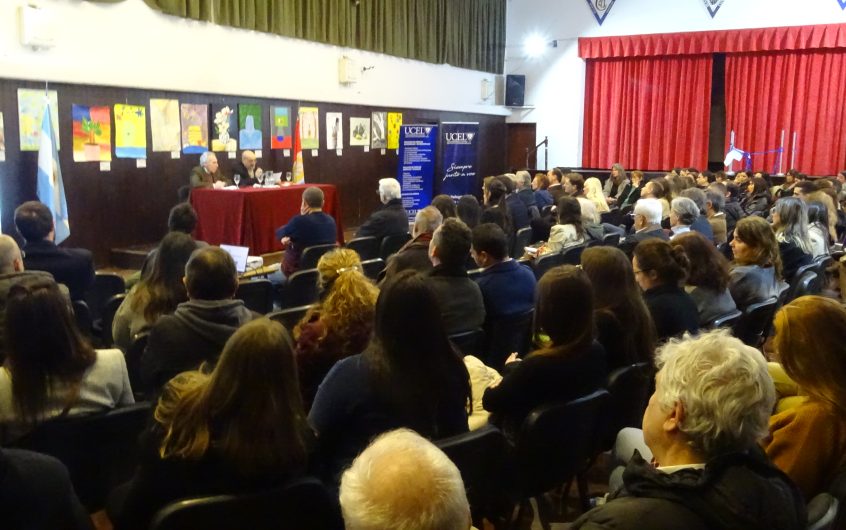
[
  {"x1": 669, "y1": 196, "x2": 700, "y2": 239},
  {"x1": 381, "y1": 205, "x2": 443, "y2": 281},
  {"x1": 355, "y1": 178, "x2": 409, "y2": 240},
  {"x1": 619, "y1": 198, "x2": 668, "y2": 255},
  {"x1": 573, "y1": 330, "x2": 805, "y2": 530},
  {"x1": 189, "y1": 151, "x2": 231, "y2": 189},
  {"x1": 340, "y1": 428, "x2": 474, "y2": 530}
]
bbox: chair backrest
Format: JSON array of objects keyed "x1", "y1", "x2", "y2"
[
  {"x1": 379, "y1": 233, "x2": 412, "y2": 260},
  {"x1": 84, "y1": 272, "x2": 126, "y2": 323},
  {"x1": 533, "y1": 252, "x2": 567, "y2": 280},
  {"x1": 281, "y1": 269, "x2": 320, "y2": 309},
  {"x1": 788, "y1": 271, "x2": 819, "y2": 302},
  {"x1": 267, "y1": 304, "x2": 316, "y2": 333},
  {"x1": 345, "y1": 236, "x2": 380, "y2": 261},
  {"x1": 807, "y1": 493, "x2": 839, "y2": 530},
  {"x1": 709, "y1": 309, "x2": 743, "y2": 329},
  {"x1": 483, "y1": 310, "x2": 534, "y2": 370},
  {"x1": 513, "y1": 227, "x2": 533, "y2": 258},
  {"x1": 561, "y1": 244, "x2": 586, "y2": 265},
  {"x1": 528, "y1": 205, "x2": 541, "y2": 220},
  {"x1": 150, "y1": 476, "x2": 344, "y2": 530},
  {"x1": 541, "y1": 204, "x2": 554, "y2": 217},
  {"x1": 600, "y1": 209, "x2": 622, "y2": 226},
  {"x1": 602, "y1": 232, "x2": 621, "y2": 247},
  {"x1": 11, "y1": 402, "x2": 152, "y2": 511},
  {"x1": 599, "y1": 363, "x2": 654, "y2": 451},
  {"x1": 515, "y1": 389, "x2": 610, "y2": 497},
  {"x1": 101, "y1": 293, "x2": 127, "y2": 347},
  {"x1": 360, "y1": 258, "x2": 385, "y2": 280},
  {"x1": 299, "y1": 243, "x2": 338, "y2": 270},
  {"x1": 235, "y1": 279, "x2": 274, "y2": 314},
  {"x1": 177, "y1": 185, "x2": 191, "y2": 203},
  {"x1": 72, "y1": 300, "x2": 93, "y2": 337},
  {"x1": 436, "y1": 424, "x2": 510, "y2": 526},
  {"x1": 448, "y1": 328, "x2": 485, "y2": 357},
  {"x1": 732, "y1": 297, "x2": 779, "y2": 347},
  {"x1": 126, "y1": 332, "x2": 149, "y2": 397}
]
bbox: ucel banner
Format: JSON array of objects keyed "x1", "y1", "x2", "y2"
[
  {"x1": 397, "y1": 124, "x2": 437, "y2": 220},
  {"x1": 440, "y1": 122, "x2": 479, "y2": 200}
]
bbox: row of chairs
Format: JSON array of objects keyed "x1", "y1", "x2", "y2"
[{"x1": 447, "y1": 310, "x2": 534, "y2": 371}]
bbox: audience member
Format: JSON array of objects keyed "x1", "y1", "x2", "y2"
[
  {"x1": 483, "y1": 265, "x2": 606, "y2": 438},
  {"x1": 457, "y1": 194, "x2": 482, "y2": 229},
  {"x1": 547, "y1": 167, "x2": 565, "y2": 203},
  {"x1": 670, "y1": 232, "x2": 737, "y2": 326},
  {"x1": 679, "y1": 188, "x2": 714, "y2": 241},
  {"x1": 275, "y1": 186, "x2": 337, "y2": 277},
  {"x1": 604, "y1": 163, "x2": 630, "y2": 206},
  {"x1": 563, "y1": 172, "x2": 586, "y2": 199},
  {"x1": 532, "y1": 172, "x2": 554, "y2": 208},
  {"x1": 619, "y1": 170, "x2": 644, "y2": 208},
  {"x1": 189, "y1": 151, "x2": 230, "y2": 188},
  {"x1": 581, "y1": 246, "x2": 656, "y2": 370},
  {"x1": 641, "y1": 178, "x2": 671, "y2": 219},
  {"x1": 807, "y1": 190, "x2": 840, "y2": 242},
  {"x1": 355, "y1": 178, "x2": 409, "y2": 239},
  {"x1": 309, "y1": 270, "x2": 470, "y2": 482},
  {"x1": 696, "y1": 170, "x2": 714, "y2": 188},
  {"x1": 431, "y1": 194, "x2": 458, "y2": 220},
  {"x1": 729, "y1": 216, "x2": 786, "y2": 311},
  {"x1": 481, "y1": 178, "x2": 512, "y2": 237},
  {"x1": 0, "y1": 279, "x2": 133, "y2": 443},
  {"x1": 722, "y1": 181, "x2": 746, "y2": 232},
  {"x1": 585, "y1": 177, "x2": 611, "y2": 213},
  {"x1": 140, "y1": 202, "x2": 206, "y2": 279},
  {"x1": 704, "y1": 187, "x2": 728, "y2": 244},
  {"x1": 806, "y1": 201, "x2": 831, "y2": 257},
  {"x1": 471, "y1": 223, "x2": 536, "y2": 320},
  {"x1": 499, "y1": 174, "x2": 530, "y2": 231},
  {"x1": 577, "y1": 197, "x2": 606, "y2": 242},
  {"x1": 573, "y1": 330, "x2": 805, "y2": 530},
  {"x1": 668, "y1": 197, "x2": 699, "y2": 239},
  {"x1": 793, "y1": 179, "x2": 818, "y2": 201},
  {"x1": 140, "y1": 247, "x2": 256, "y2": 393},
  {"x1": 294, "y1": 249, "x2": 378, "y2": 409},
  {"x1": 775, "y1": 169, "x2": 800, "y2": 198},
  {"x1": 632, "y1": 239, "x2": 699, "y2": 342},
  {"x1": 619, "y1": 198, "x2": 668, "y2": 256},
  {"x1": 110, "y1": 319, "x2": 311, "y2": 530},
  {"x1": 340, "y1": 429, "x2": 471, "y2": 530},
  {"x1": 230, "y1": 149, "x2": 262, "y2": 187},
  {"x1": 514, "y1": 170, "x2": 537, "y2": 211},
  {"x1": 771, "y1": 197, "x2": 813, "y2": 282},
  {"x1": 14, "y1": 201, "x2": 95, "y2": 301},
  {"x1": 538, "y1": 197, "x2": 586, "y2": 256},
  {"x1": 742, "y1": 177, "x2": 771, "y2": 216},
  {"x1": 382, "y1": 206, "x2": 442, "y2": 281}
]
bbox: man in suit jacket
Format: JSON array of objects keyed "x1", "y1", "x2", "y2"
[
  {"x1": 382, "y1": 206, "x2": 442, "y2": 282},
  {"x1": 230, "y1": 150, "x2": 262, "y2": 187},
  {"x1": 547, "y1": 167, "x2": 566, "y2": 204},
  {"x1": 14, "y1": 201, "x2": 95, "y2": 301},
  {"x1": 189, "y1": 151, "x2": 231, "y2": 188},
  {"x1": 355, "y1": 178, "x2": 409, "y2": 240},
  {"x1": 619, "y1": 198, "x2": 669, "y2": 256}
]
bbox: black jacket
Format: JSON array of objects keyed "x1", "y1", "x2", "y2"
[
  {"x1": 724, "y1": 199, "x2": 745, "y2": 233},
  {"x1": 355, "y1": 198, "x2": 409, "y2": 240},
  {"x1": 22, "y1": 240, "x2": 95, "y2": 301},
  {"x1": 427, "y1": 265, "x2": 485, "y2": 335},
  {"x1": 230, "y1": 161, "x2": 259, "y2": 187},
  {"x1": 779, "y1": 241, "x2": 812, "y2": 283},
  {"x1": 643, "y1": 284, "x2": 699, "y2": 342},
  {"x1": 619, "y1": 227, "x2": 669, "y2": 257},
  {"x1": 573, "y1": 450, "x2": 806, "y2": 530}
]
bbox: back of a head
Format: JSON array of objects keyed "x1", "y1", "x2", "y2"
[
  {"x1": 670, "y1": 232, "x2": 729, "y2": 292},
  {"x1": 497, "y1": 174, "x2": 515, "y2": 194},
  {"x1": 485, "y1": 179, "x2": 507, "y2": 206},
  {"x1": 806, "y1": 201, "x2": 828, "y2": 226},
  {"x1": 431, "y1": 195, "x2": 457, "y2": 220},
  {"x1": 750, "y1": 176, "x2": 769, "y2": 195},
  {"x1": 634, "y1": 198, "x2": 663, "y2": 225},
  {"x1": 432, "y1": 218, "x2": 472, "y2": 270},
  {"x1": 556, "y1": 197, "x2": 583, "y2": 228},
  {"x1": 535, "y1": 265, "x2": 594, "y2": 354},
  {"x1": 670, "y1": 197, "x2": 699, "y2": 226},
  {"x1": 654, "y1": 330, "x2": 775, "y2": 458},
  {"x1": 185, "y1": 246, "x2": 238, "y2": 300},
  {"x1": 680, "y1": 188, "x2": 707, "y2": 214},
  {"x1": 634, "y1": 238, "x2": 689, "y2": 286},
  {"x1": 576, "y1": 197, "x2": 599, "y2": 224},
  {"x1": 303, "y1": 187, "x2": 325, "y2": 209},
  {"x1": 705, "y1": 188, "x2": 725, "y2": 213},
  {"x1": 14, "y1": 201, "x2": 53, "y2": 243},
  {"x1": 566, "y1": 173, "x2": 585, "y2": 195},
  {"x1": 149, "y1": 232, "x2": 198, "y2": 286},
  {"x1": 581, "y1": 246, "x2": 639, "y2": 310},
  {"x1": 516, "y1": 170, "x2": 532, "y2": 189},
  {"x1": 379, "y1": 178, "x2": 402, "y2": 201},
  {"x1": 0, "y1": 235, "x2": 22, "y2": 274},
  {"x1": 584, "y1": 177, "x2": 604, "y2": 198},
  {"x1": 471, "y1": 223, "x2": 508, "y2": 262},
  {"x1": 457, "y1": 195, "x2": 481, "y2": 228},
  {"x1": 414, "y1": 206, "x2": 444, "y2": 237},
  {"x1": 168, "y1": 202, "x2": 199, "y2": 234},
  {"x1": 773, "y1": 197, "x2": 810, "y2": 252},
  {"x1": 314, "y1": 248, "x2": 378, "y2": 332},
  {"x1": 340, "y1": 428, "x2": 470, "y2": 530}
]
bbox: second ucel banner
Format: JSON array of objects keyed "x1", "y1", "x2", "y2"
[
  {"x1": 398, "y1": 124, "x2": 438, "y2": 221},
  {"x1": 440, "y1": 122, "x2": 479, "y2": 199}
]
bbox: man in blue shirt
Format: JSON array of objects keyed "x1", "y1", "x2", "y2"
[
  {"x1": 275, "y1": 187, "x2": 337, "y2": 276},
  {"x1": 471, "y1": 223, "x2": 536, "y2": 319}
]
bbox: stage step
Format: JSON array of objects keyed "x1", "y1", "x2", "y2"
[{"x1": 110, "y1": 244, "x2": 155, "y2": 270}]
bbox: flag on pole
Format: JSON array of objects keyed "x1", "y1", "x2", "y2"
[
  {"x1": 36, "y1": 99, "x2": 70, "y2": 244},
  {"x1": 292, "y1": 116, "x2": 305, "y2": 184}
]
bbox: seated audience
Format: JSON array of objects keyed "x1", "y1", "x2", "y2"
[
  {"x1": 585, "y1": 176, "x2": 611, "y2": 213},
  {"x1": 604, "y1": 163, "x2": 630, "y2": 206},
  {"x1": 110, "y1": 319, "x2": 311, "y2": 530},
  {"x1": 696, "y1": 170, "x2": 714, "y2": 188},
  {"x1": 457, "y1": 194, "x2": 482, "y2": 229},
  {"x1": 729, "y1": 216, "x2": 786, "y2": 311},
  {"x1": 764, "y1": 296, "x2": 846, "y2": 500},
  {"x1": 426, "y1": 218, "x2": 485, "y2": 334},
  {"x1": 189, "y1": 151, "x2": 230, "y2": 188},
  {"x1": 309, "y1": 271, "x2": 470, "y2": 483},
  {"x1": 113, "y1": 232, "x2": 197, "y2": 353},
  {"x1": 140, "y1": 247, "x2": 256, "y2": 393},
  {"x1": 532, "y1": 172, "x2": 554, "y2": 208},
  {"x1": 431, "y1": 194, "x2": 458, "y2": 220},
  {"x1": 499, "y1": 174, "x2": 530, "y2": 231},
  {"x1": 704, "y1": 187, "x2": 728, "y2": 244},
  {"x1": 573, "y1": 330, "x2": 805, "y2": 530},
  {"x1": 619, "y1": 198, "x2": 668, "y2": 256},
  {"x1": 483, "y1": 265, "x2": 606, "y2": 438},
  {"x1": 471, "y1": 223, "x2": 536, "y2": 319},
  {"x1": 641, "y1": 179, "x2": 671, "y2": 220},
  {"x1": 670, "y1": 232, "x2": 737, "y2": 326},
  {"x1": 294, "y1": 249, "x2": 378, "y2": 410},
  {"x1": 577, "y1": 197, "x2": 606, "y2": 242},
  {"x1": 792, "y1": 179, "x2": 818, "y2": 201},
  {"x1": 722, "y1": 181, "x2": 746, "y2": 232},
  {"x1": 742, "y1": 176, "x2": 771, "y2": 216},
  {"x1": 563, "y1": 172, "x2": 586, "y2": 199},
  {"x1": 619, "y1": 170, "x2": 644, "y2": 208},
  {"x1": 538, "y1": 197, "x2": 586, "y2": 256},
  {"x1": 382, "y1": 206, "x2": 442, "y2": 281},
  {"x1": 807, "y1": 190, "x2": 840, "y2": 244},
  {"x1": 632, "y1": 239, "x2": 700, "y2": 342},
  {"x1": 0, "y1": 279, "x2": 133, "y2": 443},
  {"x1": 806, "y1": 201, "x2": 831, "y2": 257},
  {"x1": 679, "y1": 188, "x2": 714, "y2": 241},
  {"x1": 514, "y1": 170, "x2": 537, "y2": 211},
  {"x1": 14, "y1": 201, "x2": 95, "y2": 301},
  {"x1": 775, "y1": 169, "x2": 800, "y2": 198},
  {"x1": 139, "y1": 202, "x2": 206, "y2": 279},
  {"x1": 230, "y1": 149, "x2": 262, "y2": 187},
  {"x1": 771, "y1": 197, "x2": 813, "y2": 282},
  {"x1": 355, "y1": 178, "x2": 409, "y2": 239},
  {"x1": 546, "y1": 167, "x2": 566, "y2": 204},
  {"x1": 340, "y1": 429, "x2": 471, "y2": 530},
  {"x1": 480, "y1": 178, "x2": 512, "y2": 236},
  {"x1": 668, "y1": 197, "x2": 699, "y2": 239},
  {"x1": 275, "y1": 186, "x2": 337, "y2": 277},
  {"x1": 581, "y1": 246, "x2": 656, "y2": 371}
]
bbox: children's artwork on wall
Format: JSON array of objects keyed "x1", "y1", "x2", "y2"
[
  {"x1": 72, "y1": 105, "x2": 112, "y2": 162},
  {"x1": 211, "y1": 105, "x2": 237, "y2": 152},
  {"x1": 326, "y1": 112, "x2": 343, "y2": 150},
  {"x1": 114, "y1": 104, "x2": 147, "y2": 159},
  {"x1": 387, "y1": 112, "x2": 403, "y2": 149},
  {"x1": 150, "y1": 98, "x2": 181, "y2": 152},
  {"x1": 299, "y1": 107, "x2": 320, "y2": 150},
  {"x1": 350, "y1": 117, "x2": 370, "y2": 146},
  {"x1": 239, "y1": 103, "x2": 262, "y2": 150},
  {"x1": 271, "y1": 106, "x2": 292, "y2": 149},
  {"x1": 180, "y1": 103, "x2": 209, "y2": 154},
  {"x1": 18, "y1": 88, "x2": 60, "y2": 151},
  {"x1": 371, "y1": 111, "x2": 387, "y2": 149}
]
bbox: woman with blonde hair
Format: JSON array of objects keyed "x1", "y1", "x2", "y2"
[
  {"x1": 729, "y1": 216, "x2": 786, "y2": 311},
  {"x1": 110, "y1": 319, "x2": 312, "y2": 530},
  {"x1": 585, "y1": 177, "x2": 611, "y2": 213},
  {"x1": 764, "y1": 296, "x2": 846, "y2": 500},
  {"x1": 295, "y1": 248, "x2": 379, "y2": 409}
]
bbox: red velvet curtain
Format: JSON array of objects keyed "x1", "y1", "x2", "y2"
[
  {"x1": 582, "y1": 54, "x2": 712, "y2": 170},
  {"x1": 725, "y1": 50, "x2": 846, "y2": 175}
]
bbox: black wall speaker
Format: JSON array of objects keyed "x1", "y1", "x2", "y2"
[{"x1": 505, "y1": 74, "x2": 526, "y2": 106}]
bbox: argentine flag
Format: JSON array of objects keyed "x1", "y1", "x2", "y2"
[{"x1": 36, "y1": 100, "x2": 70, "y2": 244}]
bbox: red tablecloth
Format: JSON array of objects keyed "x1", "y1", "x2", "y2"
[{"x1": 191, "y1": 184, "x2": 344, "y2": 255}]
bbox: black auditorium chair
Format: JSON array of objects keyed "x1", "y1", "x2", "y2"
[
  {"x1": 379, "y1": 233, "x2": 412, "y2": 260},
  {"x1": 732, "y1": 297, "x2": 779, "y2": 348},
  {"x1": 100, "y1": 293, "x2": 127, "y2": 347},
  {"x1": 281, "y1": 269, "x2": 320, "y2": 309},
  {"x1": 360, "y1": 258, "x2": 385, "y2": 280},
  {"x1": 267, "y1": 304, "x2": 316, "y2": 333},
  {"x1": 448, "y1": 328, "x2": 485, "y2": 357},
  {"x1": 483, "y1": 310, "x2": 534, "y2": 371},
  {"x1": 85, "y1": 272, "x2": 127, "y2": 325},
  {"x1": 299, "y1": 244, "x2": 338, "y2": 270},
  {"x1": 235, "y1": 279, "x2": 274, "y2": 314},
  {"x1": 72, "y1": 300, "x2": 94, "y2": 338},
  {"x1": 708, "y1": 309, "x2": 743, "y2": 329},
  {"x1": 513, "y1": 227, "x2": 533, "y2": 258},
  {"x1": 345, "y1": 236, "x2": 380, "y2": 261},
  {"x1": 602, "y1": 232, "x2": 621, "y2": 247}
]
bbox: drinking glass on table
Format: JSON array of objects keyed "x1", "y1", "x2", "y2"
[
  {"x1": 233, "y1": 174, "x2": 241, "y2": 187},
  {"x1": 257, "y1": 171, "x2": 264, "y2": 186},
  {"x1": 285, "y1": 171, "x2": 292, "y2": 183}
]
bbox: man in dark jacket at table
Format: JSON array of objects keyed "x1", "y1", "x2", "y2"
[{"x1": 355, "y1": 178, "x2": 409, "y2": 240}]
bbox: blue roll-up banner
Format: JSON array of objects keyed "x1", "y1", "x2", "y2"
[
  {"x1": 440, "y1": 122, "x2": 479, "y2": 200},
  {"x1": 397, "y1": 124, "x2": 438, "y2": 221}
]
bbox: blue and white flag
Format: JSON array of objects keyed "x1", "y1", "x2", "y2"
[{"x1": 36, "y1": 99, "x2": 70, "y2": 244}]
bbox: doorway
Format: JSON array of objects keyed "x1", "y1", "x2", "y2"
[{"x1": 507, "y1": 123, "x2": 537, "y2": 171}]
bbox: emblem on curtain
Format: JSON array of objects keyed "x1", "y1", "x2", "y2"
[
  {"x1": 703, "y1": 0, "x2": 724, "y2": 18},
  {"x1": 585, "y1": 0, "x2": 616, "y2": 25}
]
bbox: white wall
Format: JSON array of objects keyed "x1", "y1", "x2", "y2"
[
  {"x1": 0, "y1": 0, "x2": 508, "y2": 116},
  {"x1": 506, "y1": 0, "x2": 846, "y2": 168}
]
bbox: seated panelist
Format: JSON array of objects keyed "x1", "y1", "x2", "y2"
[
  {"x1": 231, "y1": 150, "x2": 263, "y2": 187},
  {"x1": 189, "y1": 151, "x2": 231, "y2": 189}
]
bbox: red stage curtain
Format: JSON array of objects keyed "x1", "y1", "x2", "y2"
[
  {"x1": 582, "y1": 55, "x2": 712, "y2": 171},
  {"x1": 725, "y1": 50, "x2": 846, "y2": 175}
]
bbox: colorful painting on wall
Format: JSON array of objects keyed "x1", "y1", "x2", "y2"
[
  {"x1": 150, "y1": 98, "x2": 181, "y2": 152},
  {"x1": 180, "y1": 103, "x2": 208, "y2": 154},
  {"x1": 271, "y1": 106, "x2": 292, "y2": 149},
  {"x1": 350, "y1": 117, "x2": 370, "y2": 146},
  {"x1": 326, "y1": 112, "x2": 343, "y2": 150},
  {"x1": 211, "y1": 105, "x2": 237, "y2": 152},
  {"x1": 18, "y1": 88, "x2": 60, "y2": 151},
  {"x1": 299, "y1": 107, "x2": 320, "y2": 150},
  {"x1": 71, "y1": 105, "x2": 111, "y2": 162},
  {"x1": 371, "y1": 111, "x2": 387, "y2": 149},
  {"x1": 387, "y1": 112, "x2": 403, "y2": 149},
  {"x1": 114, "y1": 104, "x2": 147, "y2": 159},
  {"x1": 239, "y1": 103, "x2": 262, "y2": 150}
]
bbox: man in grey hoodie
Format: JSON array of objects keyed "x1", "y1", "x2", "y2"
[{"x1": 140, "y1": 246, "x2": 256, "y2": 393}]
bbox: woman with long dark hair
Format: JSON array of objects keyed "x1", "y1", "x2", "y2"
[
  {"x1": 771, "y1": 197, "x2": 813, "y2": 282},
  {"x1": 670, "y1": 232, "x2": 737, "y2": 325},
  {"x1": 537, "y1": 197, "x2": 586, "y2": 256},
  {"x1": 742, "y1": 177, "x2": 771, "y2": 216},
  {"x1": 457, "y1": 194, "x2": 482, "y2": 229},
  {"x1": 729, "y1": 216, "x2": 786, "y2": 311},
  {"x1": 480, "y1": 177, "x2": 512, "y2": 236}
]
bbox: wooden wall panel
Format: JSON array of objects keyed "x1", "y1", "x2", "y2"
[{"x1": 0, "y1": 79, "x2": 506, "y2": 265}]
